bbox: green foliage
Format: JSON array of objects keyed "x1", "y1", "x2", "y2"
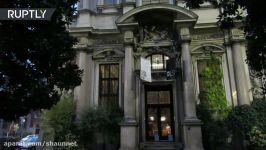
[
  {"x1": 197, "y1": 54, "x2": 231, "y2": 149},
  {"x1": 227, "y1": 98, "x2": 266, "y2": 147},
  {"x1": 249, "y1": 126, "x2": 266, "y2": 147},
  {"x1": 197, "y1": 104, "x2": 231, "y2": 150},
  {"x1": 0, "y1": 0, "x2": 82, "y2": 121},
  {"x1": 41, "y1": 96, "x2": 78, "y2": 146},
  {"x1": 227, "y1": 105, "x2": 257, "y2": 137},
  {"x1": 251, "y1": 98, "x2": 266, "y2": 132},
  {"x1": 184, "y1": 0, "x2": 266, "y2": 94},
  {"x1": 80, "y1": 106, "x2": 123, "y2": 148},
  {"x1": 198, "y1": 54, "x2": 230, "y2": 119}
]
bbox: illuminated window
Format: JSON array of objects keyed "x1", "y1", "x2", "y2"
[
  {"x1": 99, "y1": 64, "x2": 119, "y2": 107},
  {"x1": 146, "y1": 54, "x2": 169, "y2": 70}
]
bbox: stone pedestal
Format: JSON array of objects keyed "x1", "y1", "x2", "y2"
[
  {"x1": 120, "y1": 122, "x2": 138, "y2": 150},
  {"x1": 183, "y1": 120, "x2": 204, "y2": 150}
]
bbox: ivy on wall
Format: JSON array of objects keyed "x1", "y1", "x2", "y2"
[
  {"x1": 198, "y1": 53, "x2": 230, "y2": 119},
  {"x1": 196, "y1": 53, "x2": 231, "y2": 149}
]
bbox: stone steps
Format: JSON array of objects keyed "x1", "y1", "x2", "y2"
[{"x1": 140, "y1": 142, "x2": 182, "y2": 150}]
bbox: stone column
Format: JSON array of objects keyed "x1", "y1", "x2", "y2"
[
  {"x1": 230, "y1": 28, "x2": 251, "y2": 105},
  {"x1": 120, "y1": 30, "x2": 138, "y2": 150},
  {"x1": 178, "y1": 27, "x2": 204, "y2": 150},
  {"x1": 224, "y1": 31, "x2": 238, "y2": 106},
  {"x1": 75, "y1": 50, "x2": 90, "y2": 120},
  {"x1": 73, "y1": 37, "x2": 92, "y2": 121}
]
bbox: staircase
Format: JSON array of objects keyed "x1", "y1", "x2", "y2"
[{"x1": 140, "y1": 142, "x2": 182, "y2": 150}]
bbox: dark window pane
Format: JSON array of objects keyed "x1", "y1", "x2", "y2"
[
  {"x1": 147, "y1": 91, "x2": 158, "y2": 104},
  {"x1": 110, "y1": 65, "x2": 119, "y2": 78},
  {"x1": 109, "y1": 96, "x2": 119, "y2": 107},
  {"x1": 160, "y1": 108, "x2": 172, "y2": 136},
  {"x1": 99, "y1": 96, "x2": 108, "y2": 107},
  {"x1": 99, "y1": 64, "x2": 119, "y2": 107},
  {"x1": 159, "y1": 91, "x2": 170, "y2": 104},
  {"x1": 100, "y1": 65, "x2": 110, "y2": 78},
  {"x1": 110, "y1": 80, "x2": 119, "y2": 94},
  {"x1": 197, "y1": 60, "x2": 207, "y2": 91},
  {"x1": 147, "y1": 108, "x2": 159, "y2": 137},
  {"x1": 100, "y1": 80, "x2": 109, "y2": 95}
]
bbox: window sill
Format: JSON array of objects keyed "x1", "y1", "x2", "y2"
[{"x1": 96, "y1": 4, "x2": 122, "y2": 14}]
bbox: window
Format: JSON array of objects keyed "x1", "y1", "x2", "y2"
[
  {"x1": 104, "y1": 0, "x2": 116, "y2": 5},
  {"x1": 197, "y1": 60, "x2": 207, "y2": 92},
  {"x1": 146, "y1": 54, "x2": 169, "y2": 70},
  {"x1": 196, "y1": 57, "x2": 224, "y2": 93},
  {"x1": 99, "y1": 64, "x2": 119, "y2": 107}
]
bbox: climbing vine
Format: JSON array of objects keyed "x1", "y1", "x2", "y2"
[
  {"x1": 198, "y1": 53, "x2": 230, "y2": 119},
  {"x1": 196, "y1": 53, "x2": 231, "y2": 149}
]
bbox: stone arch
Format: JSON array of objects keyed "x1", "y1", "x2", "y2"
[{"x1": 116, "y1": 4, "x2": 198, "y2": 24}]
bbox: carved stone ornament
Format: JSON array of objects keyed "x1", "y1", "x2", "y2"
[
  {"x1": 143, "y1": 26, "x2": 170, "y2": 42},
  {"x1": 145, "y1": 46, "x2": 175, "y2": 54},
  {"x1": 192, "y1": 45, "x2": 225, "y2": 56},
  {"x1": 93, "y1": 49, "x2": 124, "y2": 61},
  {"x1": 73, "y1": 37, "x2": 90, "y2": 49},
  {"x1": 191, "y1": 33, "x2": 224, "y2": 40},
  {"x1": 124, "y1": 31, "x2": 134, "y2": 44}
]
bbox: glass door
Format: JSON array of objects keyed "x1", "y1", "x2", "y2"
[{"x1": 145, "y1": 85, "x2": 174, "y2": 141}]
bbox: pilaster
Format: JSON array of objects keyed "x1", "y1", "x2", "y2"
[
  {"x1": 73, "y1": 36, "x2": 93, "y2": 122},
  {"x1": 230, "y1": 28, "x2": 251, "y2": 105},
  {"x1": 120, "y1": 28, "x2": 138, "y2": 150},
  {"x1": 177, "y1": 26, "x2": 204, "y2": 150},
  {"x1": 224, "y1": 30, "x2": 238, "y2": 106}
]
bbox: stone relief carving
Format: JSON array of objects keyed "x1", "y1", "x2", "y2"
[
  {"x1": 134, "y1": 46, "x2": 177, "y2": 58},
  {"x1": 93, "y1": 48, "x2": 124, "y2": 61},
  {"x1": 73, "y1": 37, "x2": 90, "y2": 49},
  {"x1": 143, "y1": 26, "x2": 170, "y2": 42},
  {"x1": 192, "y1": 46, "x2": 225, "y2": 55},
  {"x1": 93, "y1": 39, "x2": 123, "y2": 45},
  {"x1": 191, "y1": 33, "x2": 224, "y2": 40}
]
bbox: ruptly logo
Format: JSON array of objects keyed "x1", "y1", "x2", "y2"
[{"x1": 0, "y1": 8, "x2": 55, "y2": 20}]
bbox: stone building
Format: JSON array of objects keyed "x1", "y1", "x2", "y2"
[{"x1": 70, "y1": 0, "x2": 254, "y2": 149}]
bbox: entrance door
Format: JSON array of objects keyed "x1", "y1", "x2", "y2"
[{"x1": 145, "y1": 85, "x2": 174, "y2": 141}]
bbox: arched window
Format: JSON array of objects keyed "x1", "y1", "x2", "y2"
[{"x1": 146, "y1": 54, "x2": 169, "y2": 70}]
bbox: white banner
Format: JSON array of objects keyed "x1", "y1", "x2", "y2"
[{"x1": 140, "y1": 57, "x2": 152, "y2": 82}]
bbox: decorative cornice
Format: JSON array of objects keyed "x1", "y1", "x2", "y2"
[
  {"x1": 116, "y1": 4, "x2": 198, "y2": 24},
  {"x1": 69, "y1": 27, "x2": 120, "y2": 34}
]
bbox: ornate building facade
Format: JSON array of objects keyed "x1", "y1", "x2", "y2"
[{"x1": 70, "y1": 0, "x2": 254, "y2": 149}]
